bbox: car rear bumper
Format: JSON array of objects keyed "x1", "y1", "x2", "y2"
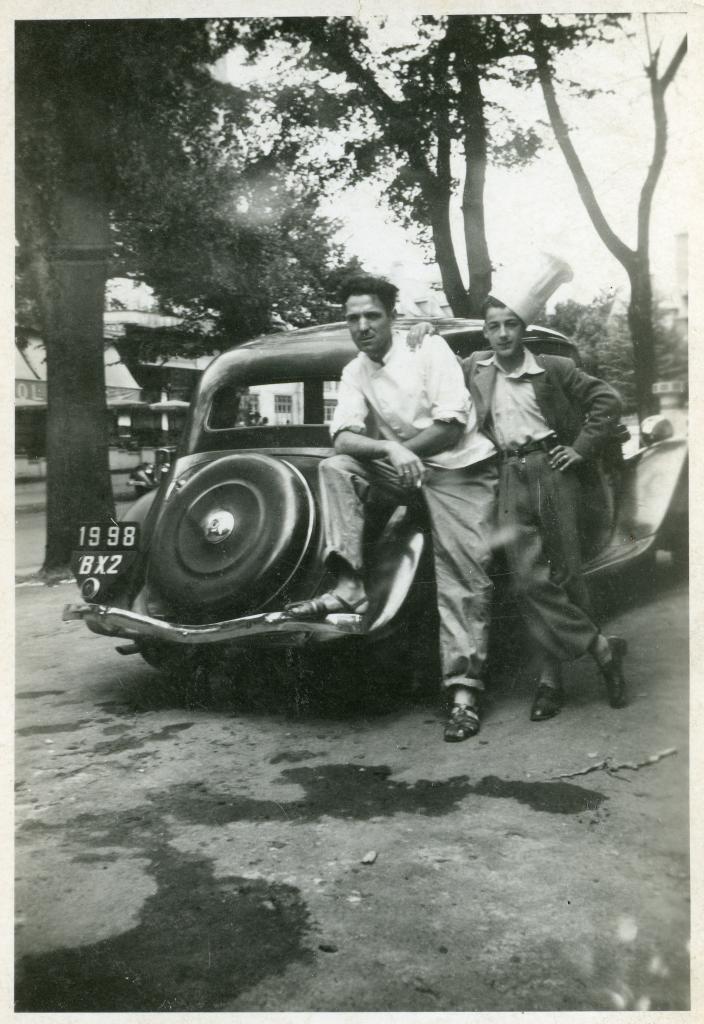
[{"x1": 62, "y1": 602, "x2": 366, "y2": 646}]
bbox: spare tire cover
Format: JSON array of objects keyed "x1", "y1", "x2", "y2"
[{"x1": 147, "y1": 454, "x2": 316, "y2": 617}]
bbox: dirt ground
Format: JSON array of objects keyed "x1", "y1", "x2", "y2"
[{"x1": 14, "y1": 559, "x2": 689, "y2": 1012}]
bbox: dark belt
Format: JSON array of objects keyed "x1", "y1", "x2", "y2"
[{"x1": 500, "y1": 433, "x2": 558, "y2": 460}]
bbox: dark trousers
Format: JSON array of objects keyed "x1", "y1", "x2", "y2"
[{"x1": 498, "y1": 450, "x2": 598, "y2": 663}]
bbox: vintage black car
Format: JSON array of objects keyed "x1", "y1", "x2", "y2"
[{"x1": 64, "y1": 318, "x2": 688, "y2": 689}]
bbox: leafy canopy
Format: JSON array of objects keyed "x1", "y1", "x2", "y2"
[{"x1": 16, "y1": 18, "x2": 358, "y2": 355}]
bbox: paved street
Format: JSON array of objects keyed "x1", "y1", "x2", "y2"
[
  {"x1": 15, "y1": 510, "x2": 47, "y2": 577},
  {"x1": 15, "y1": 561, "x2": 689, "y2": 1012}
]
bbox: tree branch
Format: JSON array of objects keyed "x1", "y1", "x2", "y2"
[
  {"x1": 300, "y1": 25, "x2": 442, "y2": 202},
  {"x1": 304, "y1": 26, "x2": 408, "y2": 137},
  {"x1": 660, "y1": 35, "x2": 687, "y2": 92},
  {"x1": 638, "y1": 34, "x2": 686, "y2": 257},
  {"x1": 529, "y1": 16, "x2": 636, "y2": 271},
  {"x1": 432, "y1": 26, "x2": 454, "y2": 187},
  {"x1": 642, "y1": 13, "x2": 654, "y2": 65}
]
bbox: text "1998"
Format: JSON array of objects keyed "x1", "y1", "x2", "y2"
[{"x1": 78, "y1": 525, "x2": 137, "y2": 548}]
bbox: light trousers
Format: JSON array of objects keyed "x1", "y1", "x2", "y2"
[{"x1": 319, "y1": 454, "x2": 498, "y2": 691}]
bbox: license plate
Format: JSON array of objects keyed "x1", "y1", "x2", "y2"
[
  {"x1": 76, "y1": 522, "x2": 139, "y2": 550},
  {"x1": 73, "y1": 551, "x2": 130, "y2": 577},
  {"x1": 70, "y1": 522, "x2": 140, "y2": 587}
]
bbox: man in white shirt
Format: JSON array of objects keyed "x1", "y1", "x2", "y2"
[{"x1": 285, "y1": 274, "x2": 499, "y2": 741}]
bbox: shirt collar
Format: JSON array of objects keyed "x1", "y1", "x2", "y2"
[
  {"x1": 361, "y1": 329, "x2": 405, "y2": 369},
  {"x1": 477, "y1": 348, "x2": 544, "y2": 378}
]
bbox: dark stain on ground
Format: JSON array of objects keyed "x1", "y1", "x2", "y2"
[
  {"x1": 91, "y1": 723, "x2": 194, "y2": 755},
  {"x1": 16, "y1": 720, "x2": 93, "y2": 737},
  {"x1": 154, "y1": 765, "x2": 605, "y2": 825},
  {"x1": 16, "y1": 690, "x2": 66, "y2": 699},
  {"x1": 16, "y1": 845, "x2": 312, "y2": 1012},
  {"x1": 100, "y1": 724, "x2": 133, "y2": 736},
  {"x1": 16, "y1": 767, "x2": 604, "y2": 842},
  {"x1": 269, "y1": 750, "x2": 327, "y2": 764},
  {"x1": 71, "y1": 852, "x2": 121, "y2": 864},
  {"x1": 473, "y1": 776, "x2": 606, "y2": 815},
  {"x1": 13, "y1": 768, "x2": 610, "y2": 1012},
  {"x1": 164, "y1": 764, "x2": 471, "y2": 824},
  {"x1": 95, "y1": 700, "x2": 133, "y2": 717},
  {"x1": 16, "y1": 819, "x2": 55, "y2": 836}
]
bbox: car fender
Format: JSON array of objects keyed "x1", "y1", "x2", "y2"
[
  {"x1": 585, "y1": 437, "x2": 687, "y2": 576},
  {"x1": 111, "y1": 490, "x2": 161, "y2": 603},
  {"x1": 123, "y1": 488, "x2": 159, "y2": 527},
  {"x1": 364, "y1": 509, "x2": 427, "y2": 633}
]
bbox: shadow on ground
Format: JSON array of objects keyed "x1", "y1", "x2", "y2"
[
  {"x1": 16, "y1": 808, "x2": 312, "y2": 1012},
  {"x1": 97, "y1": 553, "x2": 686, "y2": 721}
]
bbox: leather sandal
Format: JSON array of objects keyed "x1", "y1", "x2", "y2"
[
  {"x1": 283, "y1": 593, "x2": 369, "y2": 621},
  {"x1": 443, "y1": 703, "x2": 481, "y2": 742},
  {"x1": 530, "y1": 684, "x2": 564, "y2": 721}
]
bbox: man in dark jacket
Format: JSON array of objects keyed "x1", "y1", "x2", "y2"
[{"x1": 464, "y1": 271, "x2": 628, "y2": 720}]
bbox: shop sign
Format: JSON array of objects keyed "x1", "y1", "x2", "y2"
[{"x1": 15, "y1": 380, "x2": 47, "y2": 403}]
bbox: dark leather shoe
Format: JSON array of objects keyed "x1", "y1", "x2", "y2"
[
  {"x1": 530, "y1": 684, "x2": 563, "y2": 721},
  {"x1": 443, "y1": 703, "x2": 480, "y2": 742},
  {"x1": 601, "y1": 636, "x2": 628, "y2": 708}
]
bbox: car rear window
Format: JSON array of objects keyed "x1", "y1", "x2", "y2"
[{"x1": 208, "y1": 379, "x2": 339, "y2": 430}]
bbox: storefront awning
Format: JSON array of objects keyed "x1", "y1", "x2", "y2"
[{"x1": 15, "y1": 338, "x2": 145, "y2": 408}]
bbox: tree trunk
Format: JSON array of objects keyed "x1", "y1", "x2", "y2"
[
  {"x1": 626, "y1": 264, "x2": 659, "y2": 420},
  {"x1": 427, "y1": 194, "x2": 473, "y2": 317},
  {"x1": 530, "y1": 16, "x2": 686, "y2": 425},
  {"x1": 43, "y1": 186, "x2": 114, "y2": 573},
  {"x1": 452, "y1": 18, "x2": 492, "y2": 315},
  {"x1": 461, "y1": 146, "x2": 492, "y2": 316}
]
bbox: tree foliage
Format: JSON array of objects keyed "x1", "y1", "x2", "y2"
[
  {"x1": 224, "y1": 14, "x2": 624, "y2": 315},
  {"x1": 113, "y1": 164, "x2": 362, "y2": 359},
  {"x1": 546, "y1": 292, "x2": 688, "y2": 414},
  {"x1": 15, "y1": 18, "x2": 356, "y2": 571}
]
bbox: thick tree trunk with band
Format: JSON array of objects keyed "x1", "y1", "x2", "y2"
[{"x1": 43, "y1": 186, "x2": 114, "y2": 572}]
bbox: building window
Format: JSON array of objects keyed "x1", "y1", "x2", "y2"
[
  {"x1": 274, "y1": 394, "x2": 293, "y2": 424},
  {"x1": 324, "y1": 379, "x2": 339, "y2": 394},
  {"x1": 324, "y1": 399, "x2": 337, "y2": 424},
  {"x1": 248, "y1": 394, "x2": 260, "y2": 415}
]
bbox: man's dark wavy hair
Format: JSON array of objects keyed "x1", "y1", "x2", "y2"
[
  {"x1": 339, "y1": 274, "x2": 399, "y2": 315},
  {"x1": 482, "y1": 295, "x2": 526, "y2": 329}
]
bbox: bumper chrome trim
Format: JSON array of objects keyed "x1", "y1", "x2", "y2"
[{"x1": 62, "y1": 602, "x2": 365, "y2": 644}]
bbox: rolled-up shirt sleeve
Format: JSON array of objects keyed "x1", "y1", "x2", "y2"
[
  {"x1": 421, "y1": 335, "x2": 470, "y2": 425},
  {"x1": 329, "y1": 365, "x2": 369, "y2": 440}
]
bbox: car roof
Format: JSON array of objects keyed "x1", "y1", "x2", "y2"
[{"x1": 198, "y1": 317, "x2": 578, "y2": 390}]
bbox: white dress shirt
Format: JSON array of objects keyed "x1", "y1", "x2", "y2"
[
  {"x1": 476, "y1": 348, "x2": 553, "y2": 450},
  {"x1": 330, "y1": 330, "x2": 496, "y2": 470}
]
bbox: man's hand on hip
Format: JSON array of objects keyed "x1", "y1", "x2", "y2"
[
  {"x1": 385, "y1": 441, "x2": 426, "y2": 488},
  {"x1": 549, "y1": 444, "x2": 584, "y2": 472}
]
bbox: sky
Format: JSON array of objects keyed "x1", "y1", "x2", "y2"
[{"x1": 217, "y1": 12, "x2": 688, "y2": 310}]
